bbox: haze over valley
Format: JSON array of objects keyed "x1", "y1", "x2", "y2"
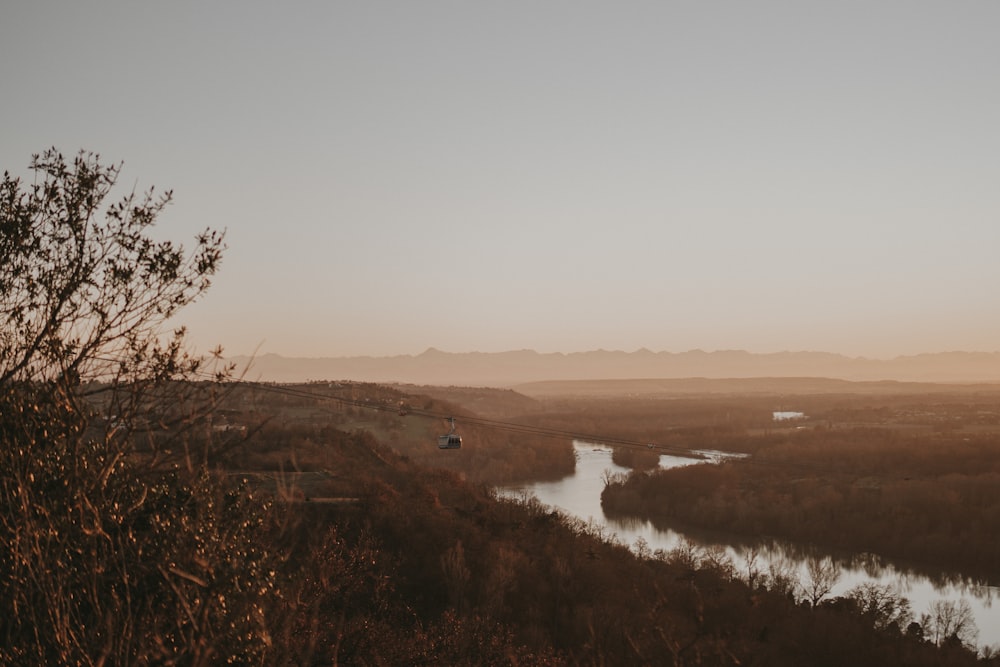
[
  {"x1": 5, "y1": 2, "x2": 1000, "y2": 663},
  {"x1": 232, "y1": 348, "x2": 1000, "y2": 386}
]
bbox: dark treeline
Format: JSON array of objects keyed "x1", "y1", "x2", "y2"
[
  {"x1": 602, "y1": 425, "x2": 1000, "y2": 582},
  {"x1": 216, "y1": 420, "x2": 996, "y2": 665},
  {"x1": 520, "y1": 391, "x2": 1000, "y2": 451},
  {"x1": 517, "y1": 396, "x2": 773, "y2": 451},
  {"x1": 6, "y1": 375, "x2": 998, "y2": 663}
]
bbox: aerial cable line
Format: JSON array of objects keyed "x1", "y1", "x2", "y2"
[
  {"x1": 194, "y1": 374, "x2": 719, "y2": 459},
  {"x1": 226, "y1": 378, "x2": 854, "y2": 475},
  {"x1": 87, "y1": 362, "x2": 840, "y2": 474}
]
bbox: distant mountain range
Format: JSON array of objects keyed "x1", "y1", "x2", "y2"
[{"x1": 226, "y1": 348, "x2": 1000, "y2": 387}]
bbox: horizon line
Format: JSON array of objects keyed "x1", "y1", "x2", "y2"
[{"x1": 219, "y1": 347, "x2": 1000, "y2": 361}]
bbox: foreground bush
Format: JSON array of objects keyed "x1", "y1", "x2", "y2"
[{"x1": 0, "y1": 149, "x2": 273, "y2": 663}]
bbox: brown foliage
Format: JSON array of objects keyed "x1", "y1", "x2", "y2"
[{"x1": 603, "y1": 425, "x2": 1000, "y2": 580}]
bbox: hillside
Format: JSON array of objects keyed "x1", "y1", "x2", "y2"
[{"x1": 212, "y1": 381, "x2": 995, "y2": 664}]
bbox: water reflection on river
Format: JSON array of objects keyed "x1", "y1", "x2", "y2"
[{"x1": 498, "y1": 441, "x2": 999, "y2": 651}]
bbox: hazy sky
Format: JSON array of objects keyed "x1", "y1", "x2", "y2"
[{"x1": 4, "y1": 2, "x2": 1000, "y2": 359}]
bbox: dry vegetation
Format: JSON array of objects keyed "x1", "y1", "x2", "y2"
[
  {"x1": 8, "y1": 369, "x2": 1000, "y2": 663},
  {"x1": 595, "y1": 392, "x2": 1000, "y2": 583},
  {"x1": 178, "y1": 381, "x2": 1000, "y2": 661},
  {"x1": 207, "y1": 381, "x2": 576, "y2": 487},
  {"x1": 4, "y1": 150, "x2": 997, "y2": 664}
]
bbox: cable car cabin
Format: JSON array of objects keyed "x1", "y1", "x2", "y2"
[{"x1": 438, "y1": 417, "x2": 462, "y2": 450}]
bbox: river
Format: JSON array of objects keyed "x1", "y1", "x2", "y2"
[{"x1": 498, "y1": 441, "x2": 999, "y2": 652}]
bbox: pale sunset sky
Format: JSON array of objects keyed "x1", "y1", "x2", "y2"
[{"x1": 3, "y1": 2, "x2": 999, "y2": 359}]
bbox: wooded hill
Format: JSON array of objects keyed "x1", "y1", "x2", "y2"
[{"x1": 208, "y1": 381, "x2": 997, "y2": 663}]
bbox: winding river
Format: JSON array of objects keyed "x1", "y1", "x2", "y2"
[{"x1": 499, "y1": 441, "x2": 999, "y2": 651}]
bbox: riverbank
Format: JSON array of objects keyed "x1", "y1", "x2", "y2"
[
  {"x1": 500, "y1": 442, "x2": 1000, "y2": 653},
  {"x1": 602, "y1": 428, "x2": 1000, "y2": 583}
]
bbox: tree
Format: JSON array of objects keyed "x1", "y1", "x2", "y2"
[
  {"x1": 740, "y1": 543, "x2": 764, "y2": 589},
  {"x1": 800, "y1": 556, "x2": 840, "y2": 608},
  {"x1": 0, "y1": 148, "x2": 223, "y2": 388},
  {"x1": 0, "y1": 149, "x2": 276, "y2": 664},
  {"x1": 845, "y1": 582, "x2": 913, "y2": 631},
  {"x1": 923, "y1": 599, "x2": 978, "y2": 650},
  {"x1": 441, "y1": 539, "x2": 472, "y2": 615}
]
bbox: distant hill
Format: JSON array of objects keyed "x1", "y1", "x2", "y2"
[
  {"x1": 512, "y1": 376, "x2": 1000, "y2": 398},
  {"x1": 227, "y1": 348, "x2": 1000, "y2": 387}
]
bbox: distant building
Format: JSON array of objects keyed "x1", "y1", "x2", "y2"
[{"x1": 773, "y1": 411, "x2": 806, "y2": 421}]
